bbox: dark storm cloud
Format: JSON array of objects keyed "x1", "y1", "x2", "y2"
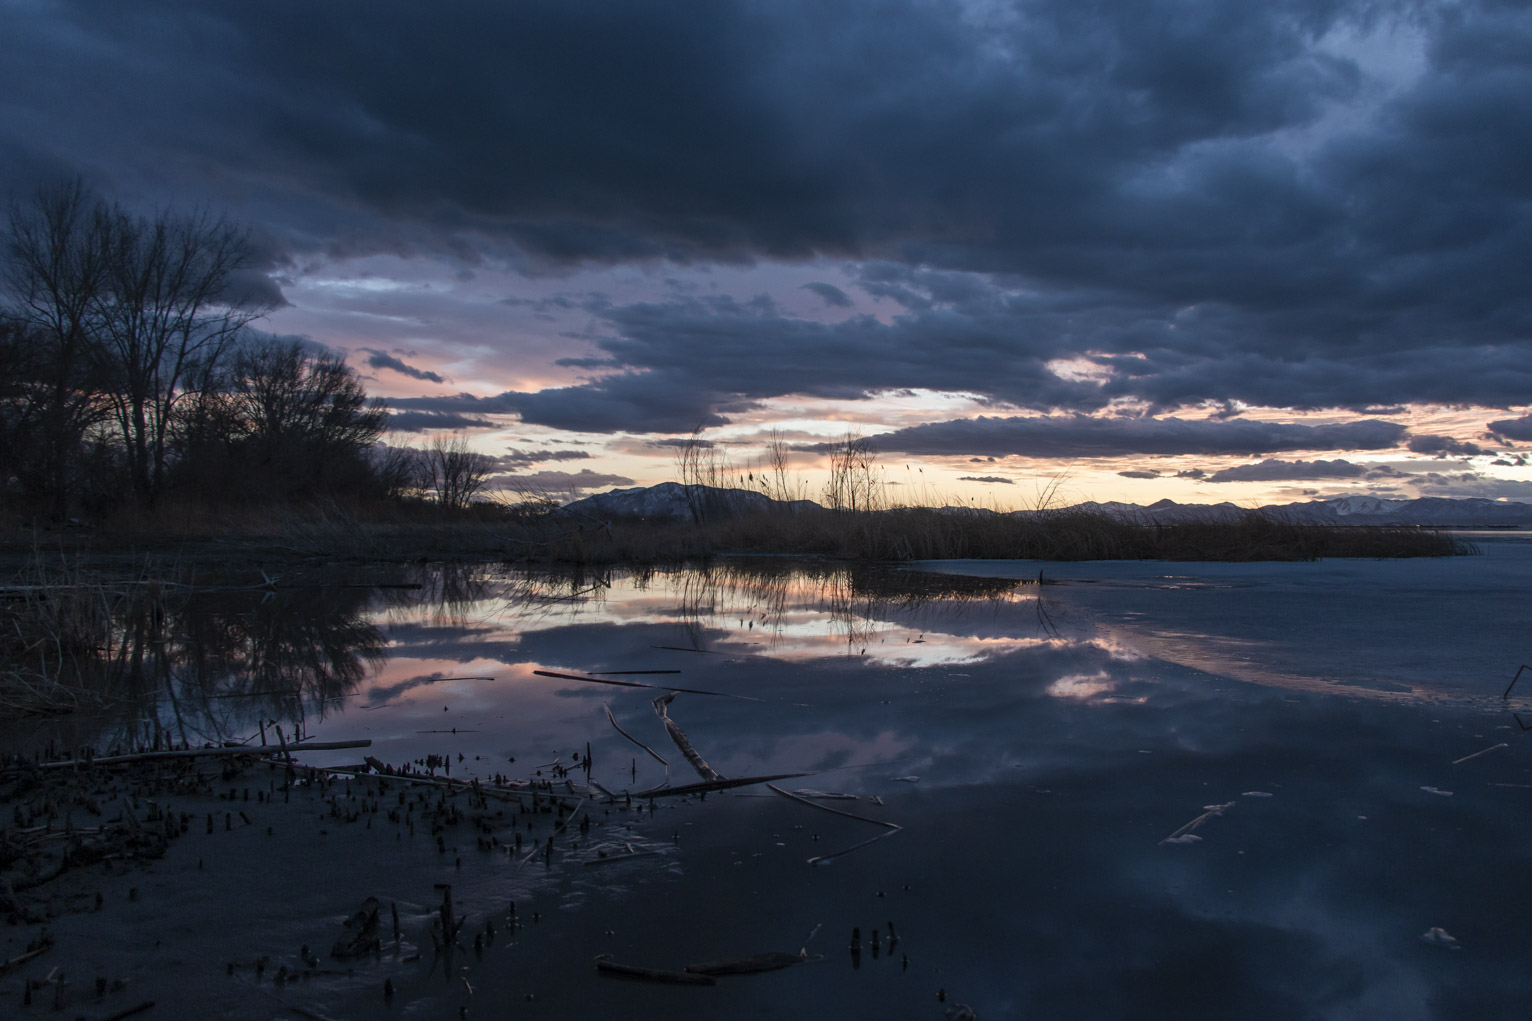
[
  {"x1": 801, "y1": 282, "x2": 853, "y2": 308},
  {"x1": 1117, "y1": 470, "x2": 1163, "y2": 479},
  {"x1": 487, "y1": 469, "x2": 634, "y2": 493},
  {"x1": 865, "y1": 415, "x2": 1408, "y2": 459},
  {"x1": 957, "y1": 476, "x2": 1015, "y2": 485},
  {"x1": 1406, "y1": 434, "x2": 1486, "y2": 456},
  {"x1": 385, "y1": 410, "x2": 497, "y2": 433},
  {"x1": 499, "y1": 449, "x2": 591, "y2": 470},
  {"x1": 1206, "y1": 458, "x2": 1367, "y2": 482},
  {"x1": 363, "y1": 349, "x2": 445, "y2": 384},
  {"x1": 5, "y1": 1, "x2": 1531, "y2": 421},
  {"x1": 1487, "y1": 415, "x2": 1532, "y2": 441}
]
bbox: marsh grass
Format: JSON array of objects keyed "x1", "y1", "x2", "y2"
[{"x1": 3, "y1": 497, "x2": 1471, "y2": 568}]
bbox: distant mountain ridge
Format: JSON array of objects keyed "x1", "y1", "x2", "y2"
[{"x1": 563, "y1": 483, "x2": 1532, "y2": 527}]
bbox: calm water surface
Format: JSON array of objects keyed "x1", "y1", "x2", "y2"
[{"x1": 24, "y1": 548, "x2": 1532, "y2": 1019}]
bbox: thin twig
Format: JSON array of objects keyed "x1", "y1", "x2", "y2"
[{"x1": 603, "y1": 703, "x2": 669, "y2": 767}]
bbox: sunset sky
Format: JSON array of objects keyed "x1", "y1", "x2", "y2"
[{"x1": 6, "y1": 0, "x2": 1531, "y2": 508}]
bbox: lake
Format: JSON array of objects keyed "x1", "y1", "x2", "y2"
[{"x1": 8, "y1": 540, "x2": 1532, "y2": 1019}]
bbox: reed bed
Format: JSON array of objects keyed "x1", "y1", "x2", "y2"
[
  {"x1": 3, "y1": 501, "x2": 1472, "y2": 570},
  {"x1": 243, "y1": 504, "x2": 1481, "y2": 564}
]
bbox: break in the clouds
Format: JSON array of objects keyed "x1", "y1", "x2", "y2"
[
  {"x1": 5, "y1": 0, "x2": 1531, "y2": 492},
  {"x1": 863, "y1": 415, "x2": 1408, "y2": 459}
]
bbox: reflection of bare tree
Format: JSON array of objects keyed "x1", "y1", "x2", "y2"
[{"x1": 84, "y1": 585, "x2": 385, "y2": 751}]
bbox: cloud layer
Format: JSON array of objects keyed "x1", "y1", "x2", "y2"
[{"x1": 5, "y1": 0, "x2": 1530, "y2": 463}]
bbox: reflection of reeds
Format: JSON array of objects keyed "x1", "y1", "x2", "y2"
[
  {"x1": 4, "y1": 556, "x2": 387, "y2": 753},
  {"x1": 1, "y1": 552, "x2": 152, "y2": 715}
]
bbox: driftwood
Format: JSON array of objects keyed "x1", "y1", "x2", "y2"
[
  {"x1": 652, "y1": 693, "x2": 722, "y2": 781},
  {"x1": 685, "y1": 951, "x2": 805, "y2": 976},
  {"x1": 594, "y1": 954, "x2": 716, "y2": 986},
  {"x1": 37, "y1": 740, "x2": 371, "y2": 770},
  {"x1": 1452, "y1": 742, "x2": 1508, "y2": 765},
  {"x1": 1159, "y1": 802, "x2": 1234, "y2": 845}
]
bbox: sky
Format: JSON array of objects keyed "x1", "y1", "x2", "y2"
[{"x1": 5, "y1": 0, "x2": 1531, "y2": 508}]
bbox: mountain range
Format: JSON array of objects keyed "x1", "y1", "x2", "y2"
[{"x1": 562, "y1": 484, "x2": 1532, "y2": 528}]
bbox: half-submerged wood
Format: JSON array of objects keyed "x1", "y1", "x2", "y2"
[
  {"x1": 684, "y1": 951, "x2": 805, "y2": 976},
  {"x1": 594, "y1": 954, "x2": 716, "y2": 985}
]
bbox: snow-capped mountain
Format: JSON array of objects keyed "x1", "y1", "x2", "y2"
[
  {"x1": 560, "y1": 483, "x2": 1532, "y2": 528},
  {"x1": 561, "y1": 482, "x2": 818, "y2": 521}
]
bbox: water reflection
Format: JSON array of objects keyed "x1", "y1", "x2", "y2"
[{"x1": 11, "y1": 558, "x2": 1532, "y2": 1019}]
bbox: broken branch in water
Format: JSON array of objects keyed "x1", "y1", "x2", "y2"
[
  {"x1": 1452, "y1": 742, "x2": 1509, "y2": 765},
  {"x1": 652, "y1": 692, "x2": 722, "y2": 780},
  {"x1": 635, "y1": 773, "x2": 813, "y2": 799},
  {"x1": 805, "y1": 828, "x2": 902, "y2": 866},
  {"x1": 603, "y1": 703, "x2": 669, "y2": 767},
  {"x1": 534, "y1": 669, "x2": 755, "y2": 700},
  {"x1": 766, "y1": 784, "x2": 901, "y2": 830},
  {"x1": 1159, "y1": 801, "x2": 1235, "y2": 845},
  {"x1": 767, "y1": 783, "x2": 904, "y2": 865},
  {"x1": 1503, "y1": 664, "x2": 1531, "y2": 699}
]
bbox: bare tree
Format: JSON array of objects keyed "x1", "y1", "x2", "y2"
[
  {"x1": 95, "y1": 205, "x2": 271, "y2": 504},
  {"x1": 423, "y1": 434, "x2": 493, "y2": 510},
  {"x1": 1, "y1": 181, "x2": 116, "y2": 516},
  {"x1": 231, "y1": 339, "x2": 385, "y2": 471}
]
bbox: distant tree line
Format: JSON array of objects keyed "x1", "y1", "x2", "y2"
[{"x1": 0, "y1": 180, "x2": 493, "y2": 521}]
